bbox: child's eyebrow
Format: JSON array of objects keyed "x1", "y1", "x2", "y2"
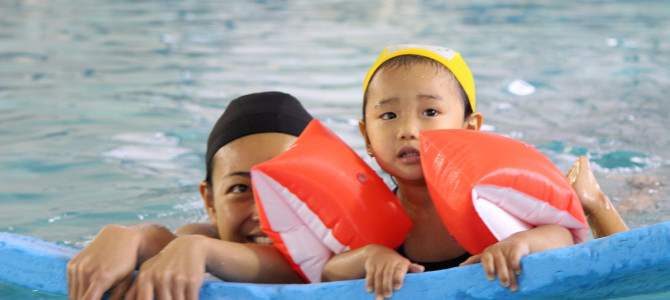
[
  {"x1": 375, "y1": 95, "x2": 443, "y2": 107},
  {"x1": 417, "y1": 94, "x2": 444, "y2": 101},
  {"x1": 225, "y1": 171, "x2": 251, "y2": 178},
  {"x1": 374, "y1": 97, "x2": 398, "y2": 107}
]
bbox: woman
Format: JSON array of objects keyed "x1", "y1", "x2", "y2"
[{"x1": 67, "y1": 91, "x2": 313, "y2": 300}]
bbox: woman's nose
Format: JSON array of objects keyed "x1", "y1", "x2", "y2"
[{"x1": 251, "y1": 206, "x2": 260, "y2": 222}]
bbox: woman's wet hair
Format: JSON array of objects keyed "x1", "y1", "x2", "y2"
[{"x1": 205, "y1": 91, "x2": 313, "y2": 187}]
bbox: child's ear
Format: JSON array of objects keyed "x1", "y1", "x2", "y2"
[
  {"x1": 464, "y1": 112, "x2": 483, "y2": 130},
  {"x1": 199, "y1": 181, "x2": 218, "y2": 226},
  {"x1": 359, "y1": 119, "x2": 373, "y2": 156}
]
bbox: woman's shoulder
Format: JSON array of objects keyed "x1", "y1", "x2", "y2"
[{"x1": 175, "y1": 222, "x2": 219, "y2": 239}]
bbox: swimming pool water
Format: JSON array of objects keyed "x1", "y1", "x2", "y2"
[{"x1": 1, "y1": 0, "x2": 669, "y2": 297}]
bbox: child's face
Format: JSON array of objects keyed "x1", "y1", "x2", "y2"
[
  {"x1": 206, "y1": 132, "x2": 297, "y2": 244},
  {"x1": 361, "y1": 62, "x2": 481, "y2": 183}
]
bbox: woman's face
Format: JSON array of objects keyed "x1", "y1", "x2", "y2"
[{"x1": 206, "y1": 132, "x2": 297, "y2": 244}]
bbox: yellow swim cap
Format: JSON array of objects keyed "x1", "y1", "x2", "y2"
[{"x1": 363, "y1": 44, "x2": 476, "y2": 112}]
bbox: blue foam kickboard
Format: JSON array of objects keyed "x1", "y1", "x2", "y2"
[{"x1": 1, "y1": 221, "x2": 670, "y2": 299}]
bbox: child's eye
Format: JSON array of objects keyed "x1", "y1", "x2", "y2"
[
  {"x1": 381, "y1": 112, "x2": 397, "y2": 120},
  {"x1": 422, "y1": 109, "x2": 438, "y2": 117},
  {"x1": 228, "y1": 184, "x2": 250, "y2": 194}
]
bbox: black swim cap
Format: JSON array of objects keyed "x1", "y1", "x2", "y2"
[{"x1": 205, "y1": 91, "x2": 313, "y2": 184}]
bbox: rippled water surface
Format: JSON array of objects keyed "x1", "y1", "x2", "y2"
[{"x1": 1, "y1": 1, "x2": 669, "y2": 295}]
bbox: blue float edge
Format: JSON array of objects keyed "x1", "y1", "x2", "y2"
[{"x1": 1, "y1": 221, "x2": 669, "y2": 299}]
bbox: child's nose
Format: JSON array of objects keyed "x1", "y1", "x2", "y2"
[{"x1": 398, "y1": 118, "x2": 419, "y2": 140}]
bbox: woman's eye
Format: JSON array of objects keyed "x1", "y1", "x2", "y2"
[
  {"x1": 381, "y1": 112, "x2": 397, "y2": 120},
  {"x1": 423, "y1": 109, "x2": 438, "y2": 117},
  {"x1": 228, "y1": 184, "x2": 249, "y2": 193}
]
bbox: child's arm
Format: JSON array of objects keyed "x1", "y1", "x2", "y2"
[
  {"x1": 67, "y1": 223, "x2": 176, "y2": 300},
  {"x1": 460, "y1": 224, "x2": 573, "y2": 292},
  {"x1": 567, "y1": 156, "x2": 629, "y2": 238},
  {"x1": 322, "y1": 244, "x2": 424, "y2": 300},
  {"x1": 125, "y1": 235, "x2": 304, "y2": 300}
]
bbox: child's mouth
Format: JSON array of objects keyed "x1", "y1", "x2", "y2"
[
  {"x1": 400, "y1": 152, "x2": 419, "y2": 158},
  {"x1": 398, "y1": 147, "x2": 421, "y2": 162}
]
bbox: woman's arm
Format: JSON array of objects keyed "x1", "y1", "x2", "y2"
[
  {"x1": 126, "y1": 235, "x2": 305, "y2": 300},
  {"x1": 67, "y1": 223, "x2": 176, "y2": 300},
  {"x1": 174, "y1": 222, "x2": 219, "y2": 238}
]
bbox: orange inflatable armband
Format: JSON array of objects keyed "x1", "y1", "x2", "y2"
[
  {"x1": 420, "y1": 129, "x2": 587, "y2": 255},
  {"x1": 251, "y1": 119, "x2": 412, "y2": 283}
]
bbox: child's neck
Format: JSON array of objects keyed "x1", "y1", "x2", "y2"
[
  {"x1": 395, "y1": 178, "x2": 469, "y2": 260},
  {"x1": 396, "y1": 179, "x2": 433, "y2": 210}
]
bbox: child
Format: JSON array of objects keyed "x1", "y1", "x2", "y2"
[
  {"x1": 67, "y1": 92, "x2": 312, "y2": 300},
  {"x1": 321, "y1": 45, "x2": 576, "y2": 298}
]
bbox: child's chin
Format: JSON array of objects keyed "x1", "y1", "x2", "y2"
[
  {"x1": 394, "y1": 168, "x2": 426, "y2": 183},
  {"x1": 398, "y1": 155, "x2": 421, "y2": 164}
]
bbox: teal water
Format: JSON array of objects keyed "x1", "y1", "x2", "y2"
[
  {"x1": 1, "y1": 0, "x2": 669, "y2": 298},
  {"x1": 0, "y1": 281, "x2": 66, "y2": 299}
]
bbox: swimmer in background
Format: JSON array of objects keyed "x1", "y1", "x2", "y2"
[
  {"x1": 67, "y1": 92, "x2": 311, "y2": 300},
  {"x1": 321, "y1": 44, "x2": 629, "y2": 300}
]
